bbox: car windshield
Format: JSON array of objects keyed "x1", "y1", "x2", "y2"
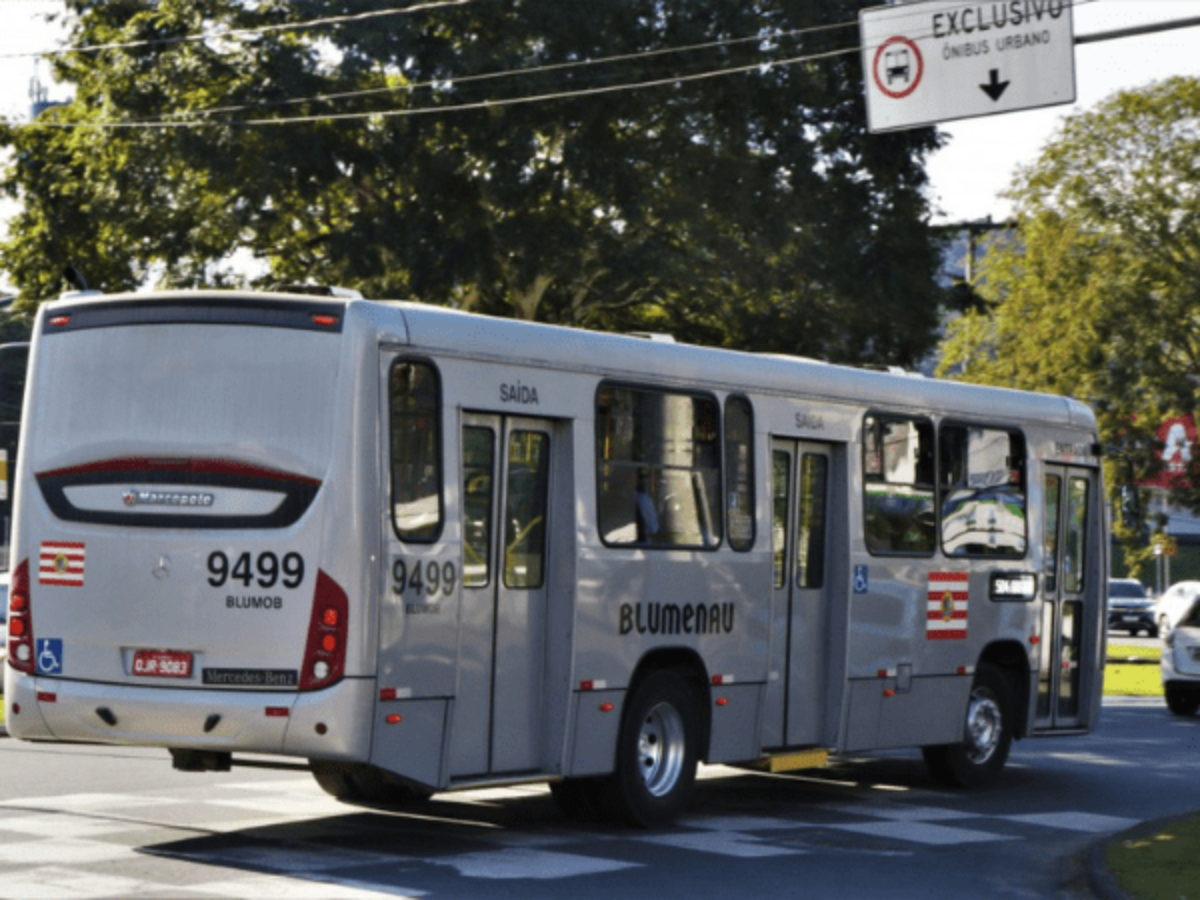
[{"x1": 1109, "y1": 581, "x2": 1147, "y2": 599}]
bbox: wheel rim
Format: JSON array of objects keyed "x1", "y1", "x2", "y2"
[
  {"x1": 964, "y1": 687, "x2": 1002, "y2": 765},
  {"x1": 637, "y1": 700, "x2": 686, "y2": 797}
]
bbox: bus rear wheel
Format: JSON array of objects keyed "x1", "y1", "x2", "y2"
[
  {"x1": 597, "y1": 670, "x2": 700, "y2": 827},
  {"x1": 922, "y1": 663, "x2": 1013, "y2": 788},
  {"x1": 311, "y1": 761, "x2": 434, "y2": 806}
]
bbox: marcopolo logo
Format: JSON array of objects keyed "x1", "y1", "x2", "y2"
[{"x1": 123, "y1": 488, "x2": 215, "y2": 508}]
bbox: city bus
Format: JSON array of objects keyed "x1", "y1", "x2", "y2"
[{"x1": 4, "y1": 289, "x2": 1106, "y2": 826}]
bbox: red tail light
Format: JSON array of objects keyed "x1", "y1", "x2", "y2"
[
  {"x1": 7, "y1": 559, "x2": 33, "y2": 674},
  {"x1": 299, "y1": 569, "x2": 348, "y2": 691}
]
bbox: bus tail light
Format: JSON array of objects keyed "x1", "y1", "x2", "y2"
[
  {"x1": 7, "y1": 559, "x2": 33, "y2": 674},
  {"x1": 300, "y1": 569, "x2": 348, "y2": 691}
]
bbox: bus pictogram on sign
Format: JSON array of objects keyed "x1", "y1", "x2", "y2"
[{"x1": 873, "y1": 36, "x2": 923, "y2": 99}]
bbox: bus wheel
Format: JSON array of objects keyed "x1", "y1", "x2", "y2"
[
  {"x1": 311, "y1": 761, "x2": 433, "y2": 806},
  {"x1": 922, "y1": 663, "x2": 1013, "y2": 788},
  {"x1": 600, "y1": 670, "x2": 699, "y2": 827}
]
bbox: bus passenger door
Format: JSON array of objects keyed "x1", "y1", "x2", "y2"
[
  {"x1": 454, "y1": 413, "x2": 554, "y2": 776},
  {"x1": 1035, "y1": 465, "x2": 1099, "y2": 731},
  {"x1": 766, "y1": 439, "x2": 834, "y2": 748}
]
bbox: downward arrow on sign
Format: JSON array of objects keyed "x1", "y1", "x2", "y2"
[{"x1": 980, "y1": 69, "x2": 1009, "y2": 102}]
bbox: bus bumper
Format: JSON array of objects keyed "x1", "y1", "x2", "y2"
[{"x1": 3, "y1": 671, "x2": 374, "y2": 762}]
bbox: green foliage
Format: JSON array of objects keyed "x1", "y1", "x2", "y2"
[
  {"x1": 1106, "y1": 814, "x2": 1200, "y2": 900},
  {"x1": 0, "y1": 0, "x2": 949, "y2": 365},
  {"x1": 938, "y1": 76, "x2": 1200, "y2": 511}
]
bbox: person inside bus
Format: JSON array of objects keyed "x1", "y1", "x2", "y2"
[{"x1": 636, "y1": 469, "x2": 661, "y2": 542}]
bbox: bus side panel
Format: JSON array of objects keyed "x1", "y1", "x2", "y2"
[
  {"x1": 371, "y1": 349, "x2": 461, "y2": 786},
  {"x1": 541, "y1": 419, "x2": 583, "y2": 774},
  {"x1": 847, "y1": 676, "x2": 969, "y2": 751},
  {"x1": 706, "y1": 683, "x2": 764, "y2": 763},
  {"x1": 370, "y1": 698, "x2": 450, "y2": 787},
  {"x1": 567, "y1": 689, "x2": 624, "y2": 776}
]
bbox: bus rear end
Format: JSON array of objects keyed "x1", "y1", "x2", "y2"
[{"x1": 4, "y1": 293, "x2": 376, "y2": 768}]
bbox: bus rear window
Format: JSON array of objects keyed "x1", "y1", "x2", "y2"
[{"x1": 390, "y1": 361, "x2": 443, "y2": 542}]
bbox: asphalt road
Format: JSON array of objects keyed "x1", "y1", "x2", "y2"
[{"x1": 1, "y1": 695, "x2": 1196, "y2": 900}]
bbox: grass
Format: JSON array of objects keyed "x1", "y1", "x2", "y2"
[
  {"x1": 1105, "y1": 643, "x2": 1164, "y2": 697},
  {"x1": 1106, "y1": 813, "x2": 1200, "y2": 900}
]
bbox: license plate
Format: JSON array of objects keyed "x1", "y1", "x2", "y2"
[
  {"x1": 1121, "y1": 615, "x2": 1138, "y2": 622},
  {"x1": 132, "y1": 649, "x2": 193, "y2": 678}
]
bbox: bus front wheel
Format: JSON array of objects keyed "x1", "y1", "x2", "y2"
[
  {"x1": 599, "y1": 670, "x2": 700, "y2": 827},
  {"x1": 922, "y1": 663, "x2": 1013, "y2": 788}
]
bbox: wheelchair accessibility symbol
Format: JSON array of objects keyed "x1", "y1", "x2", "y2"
[
  {"x1": 36, "y1": 638, "x2": 63, "y2": 674},
  {"x1": 854, "y1": 565, "x2": 869, "y2": 594}
]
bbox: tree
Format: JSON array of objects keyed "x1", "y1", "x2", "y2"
[
  {"x1": 938, "y1": 76, "x2": 1200, "y2": 513},
  {"x1": 1, "y1": 0, "x2": 949, "y2": 366}
]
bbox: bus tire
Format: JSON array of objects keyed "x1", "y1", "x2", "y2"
[
  {"x1": 599, "y1": 670, "x2": 700, "y2": 827},
  {"x1": 311, "y1": 761, "x2": 433, "y2": 806},
  {"x1": 922, "y1": 663, "x2": 1013, "y2": 789}
]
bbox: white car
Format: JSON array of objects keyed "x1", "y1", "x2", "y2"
[
  {"x1": 1162, "y1": 596, "x2": 1200, "y2": 716},
  {"x1": 1155, "y1": 581, "x2": 1200, "y2": 637}
]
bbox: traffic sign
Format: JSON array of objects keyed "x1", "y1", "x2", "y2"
[{"x1": 860, "y1": 0, "x2": 1076, "y2": 133}]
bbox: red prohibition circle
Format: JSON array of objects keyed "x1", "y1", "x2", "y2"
[{"x1": 873, "y1": 36, "x2": 923, "y2": 100}]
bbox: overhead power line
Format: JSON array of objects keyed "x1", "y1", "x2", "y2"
[
  {"x1": 133, "y1": 21, "x2": 860, "y2": 122},
  {"x1": 0, "y1": 0, "x2": 477, "y2": 59},
  {"x1": 24, "y1": 0, "x2": 1199, "y2": 133},
  {"x1": 30, "y1": 43, "x2": 864, "y2": 130}
]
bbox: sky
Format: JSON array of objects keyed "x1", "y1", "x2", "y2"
[{"x1": 0, "y1": 0, "x2": 1198, "y2": 295}]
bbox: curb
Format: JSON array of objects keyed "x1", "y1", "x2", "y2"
[{"x1": 1086, "y1": 838, "x2": 1129, "y2": 900}]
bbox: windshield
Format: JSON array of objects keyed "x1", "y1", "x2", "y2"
[
  {"x1": 26, "y1": 324, "x2": 338, "y2": 480},
  {"x1": 1108, "y1": 581, "x2": 1147, "y2": 599}
]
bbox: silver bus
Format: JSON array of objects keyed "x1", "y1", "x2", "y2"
[{"x1": 4, "y1": 290, "x2": 1106, "y2": 826}]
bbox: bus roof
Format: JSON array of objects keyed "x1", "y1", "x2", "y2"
[{"x1": 42, "y1": 289, "x2": 1095, "y2": 432}]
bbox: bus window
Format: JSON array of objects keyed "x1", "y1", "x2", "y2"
[
  {"x1": 939, "y1": 425, "x2": 1027, "y2": 558},
  {"x1": 797, "y1": 453, "x2": 828, "y2": 588},
  {"x1": 596, "y1": 384, "x2": 721, "y2": 549},
  {"x1": 462, "y1": 426, "x2": 495, "y2": 587},
  {"x1": 503, "y1": 431, "x2": 550, "y2": 588},
  {"x1": 389, "y1": 360, "x2": 443, "y2": 542},
  {"x1": 1065, "y1": 477, "x2": 1089, "y2": 594},
  {"x1": 724, "y1": 396, "x2": 755, "y2": 552},
  {"x1": 1045, "y1": 475, "x2": 1061, "y2": 594},
  {"x1": 772, "y1": 451, "x2": 790, "y2": 587},
  {"x1": 863, "y1": 415, "x2": 935, "y2": 555}
]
